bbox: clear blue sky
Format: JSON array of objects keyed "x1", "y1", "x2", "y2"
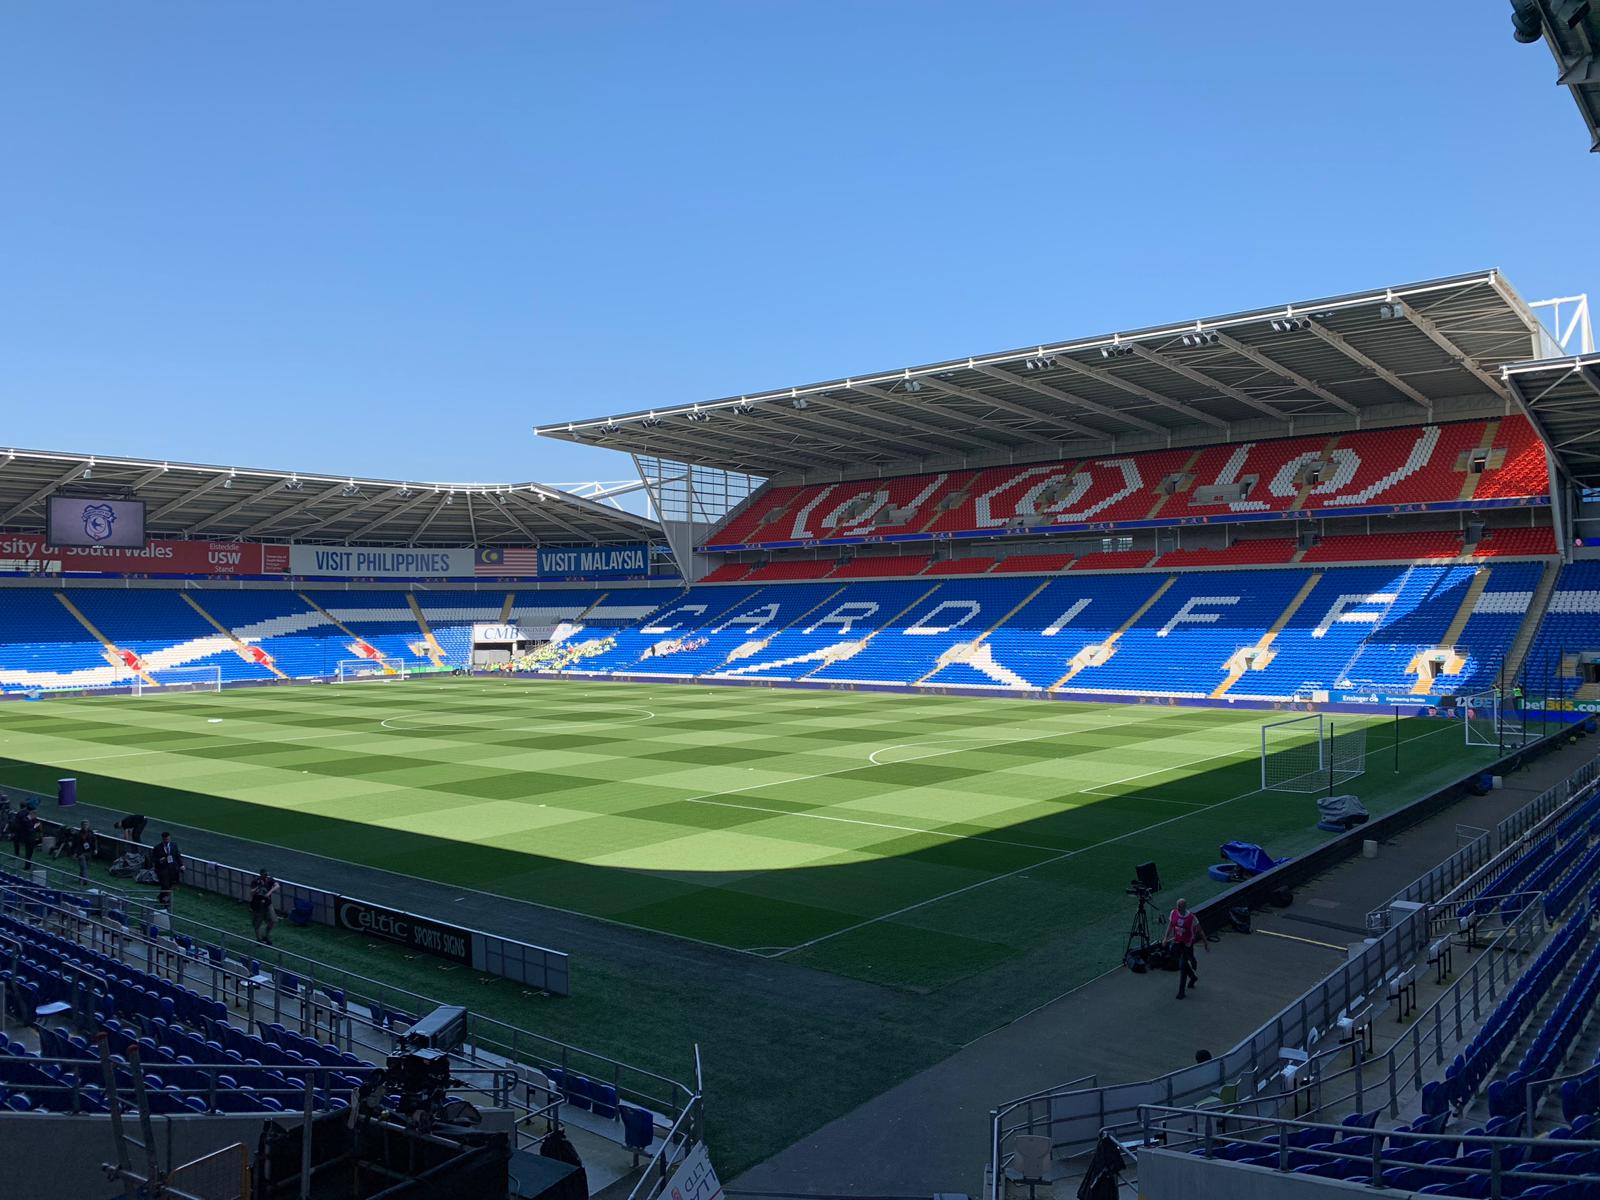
[{"x1": 1, "y1": 3, "x2": 1592, "y2": 487}]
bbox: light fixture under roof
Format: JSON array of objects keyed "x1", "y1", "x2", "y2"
[
  {"x1": 685, "y1": 408, "x2": 710, "y2": 422},
  {"x1": 1099, "y1": 342, "x2": 1135, "y2": 359},
  {"x1": 1270, "y1": 316, "x2": 1311, "y2": 333},
  {"x1": 791, "y1": 396, "x2": 808, "y2": 410},
  {"x1": 641, "y1": 414, "x2": 662, "y2": 428},
  {"x1": 903, "y1": 378, "x2": 923, "y2": 393},
  {"x1": 1180, "y1": 331, "x2": 1219, "y2": 347}
]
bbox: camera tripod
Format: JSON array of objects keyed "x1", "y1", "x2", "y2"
[{"x1": 1125, "y1": 885, "x2": 1157, "y2": 962}]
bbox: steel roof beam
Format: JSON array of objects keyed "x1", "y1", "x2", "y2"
[
  {"x1": 1126, "y1": 344, "x2": 1290, "y2": 422},
  {"x1": 914, "y1": 376, "x2": 1104, "y2": 440},
  {"x1": 236, "y1": 482, "x2": 350, "y2": 537},
  {"x1": 411, "y1": 492, "x2": 454, "y2": 540},
  {"x1": 288, "y1": 492, "x2": 390, "y2": 540},
  {"x1": 1048, "y1": 355, "x2": 1228, "y2": 429},
  {"x1": 0, "y1": 461, "x2": 88, "y2": 525},
  {"x1": 507, "y1": 491, "x2": 590, "y2": 541},
  {"x1": 967, "y1": 365, "x2": 1165, "y2": 435},
  {"x1": 1303, "y1": 321, "x2": 1434, "y2": 410},
  {"x1": 493, "y1": 495, "x2": 547, "y2": 544},
  {"x1": 599, "y1": 422, "x2": 839, "y2": 472},
  {"x1": 188, "y1": 476, "x2": 293, "y2": 535},
  {"x1": 343, "y1": 488, "x2": 438, "y2": 541},
  {"x1": 1205, "y1": 331, "x2": 1360, "y2": 416},
  {"x1": 1394, "y1": 303, "x2": 1512, "y2": 401},
  {"x1": 842, "y1": 387, "x2": 1017, "y2": 450},
  {"x1": 756, "y1": 402, "x2": 958, "y2": 458},
  {"x1": 147, "y1": 472, "x2": 230, "y2": 523}
]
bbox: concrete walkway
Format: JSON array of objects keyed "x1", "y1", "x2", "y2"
[{"x1": 726, "y1": 743, "x2": 1598, "y2": 1197}]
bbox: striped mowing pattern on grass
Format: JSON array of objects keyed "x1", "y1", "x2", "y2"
[{"x1": 0, "y1": 677, "x2": 1479, "y2": 987}]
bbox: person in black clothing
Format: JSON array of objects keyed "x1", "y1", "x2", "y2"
[
  {"x1": 151, "y1": 832, "x2": 182, "y2": 905},
  {"x1": 249, "y1": 869, "x2": 280, "y2": 944},
  {"x1": 19, "y1": 811, "x2": 42, "y2": 865},
  {"x1": 71, "y1": 821, "x2": 96, "y2": 882},
  {"x1": 116, "y1": 813, "x2": 148, "y2": 844}
]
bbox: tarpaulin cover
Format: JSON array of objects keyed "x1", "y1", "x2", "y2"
[{"x1": 1219, "y1": 840, "x2": 1286, "y2": 876}]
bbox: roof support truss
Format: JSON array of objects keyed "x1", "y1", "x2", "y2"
[
  {"x1": 0, "y1": 461, "x2": 88, "y2": 525},
  {"x1": 1304, "y1": 320, "x2": 1434, "y2": 410},
  {"x1": 843, "y1": 387, "x2": 1017, "y2": 451},
  {"x1": 147, "y1": 472, "x2": 230, "y2": 523},
  {"x1": 967, "y1": 365, "x2": 1164, "y2": 435},
  {"x1": 919, "y1": 376, "x2": 1105, "y2": 440},
  {"x1": 1049, "y1": 356, "x2": 1228, "y2": 429},
  {"x1": 188, "y1": 476, "x2": 293, "y2": 535},
  {"x1": 237, "y1": 482, "x2": 350, "y2": 537},
  {"x1": 1205, "y1": 331, "x2": 1360, "y2": 416},
  {"x1": 1126, "y1": 344, "x2": 1290, "y2": 422},
  {"x1": 1394, "y1": 301, "x2": 1513, "y2": 401}
]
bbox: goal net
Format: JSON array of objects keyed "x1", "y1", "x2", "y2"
[
  {"x1": 133, "y1": 665, "x2": 222, "y2": 695},
  {"x1": 336, "y1": 658, "x2": 412, "y2": 683},
  {"x1": 1261, "y1": 714, "x2": 1368, "y2": 793},
  {"x1": 1465, "y1": 687, "x2": 1528, "y2": 748}
]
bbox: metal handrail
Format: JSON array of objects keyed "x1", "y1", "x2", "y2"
[
  {"x1": 1, "y1": 889, "x2": 694, "y2": 1143},
  {"x1": 1136, "y1": 1102, "x2": 1600, "y2": 1194},
  {"x1": 987, "y1": 1074, "x2": 1096, "y2": 1200}
]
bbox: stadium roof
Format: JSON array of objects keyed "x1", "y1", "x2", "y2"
[
  {"x1": 1513, "y1": 0, "x2": 1600, "y2": 151},
  {"x1": 536, "y1": 270, "x2": 1546, "y2": 482},
  {"x1": 1504, "y1": 354, "x2": 1600, "y2": 487},
  {"x1": 0, "y1": 449, "x2": 660, "y2": 546}
]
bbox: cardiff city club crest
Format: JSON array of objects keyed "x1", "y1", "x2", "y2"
[{"x1": 81, "y1": 503, "x2": 117, "y2": 543}]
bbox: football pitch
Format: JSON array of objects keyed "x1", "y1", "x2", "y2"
[{"x1": 0, "y1": 677, "x2": 1491, "y2": 988}]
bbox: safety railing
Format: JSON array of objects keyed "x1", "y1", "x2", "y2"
[
  {"x1": 987, "y1": 1074, "x2": 1096, "y2": 1200},
  {"x1": 1134, "y1": 1103, "x2": 1600, "y2": 1196},
  {"x1": 0, "y1": 884, "x2": 695, "y2": 1147},
  {"x1": 983, "y1": 746, "x2": 1600, "y2": 1182},
  {"x1": 624, "y1": 1046, "x2": 705, "y2": 1200}
]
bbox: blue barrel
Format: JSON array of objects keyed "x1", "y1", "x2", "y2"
[{"x1": 58, "y1": 778, "x2": 77, "y2": 807}]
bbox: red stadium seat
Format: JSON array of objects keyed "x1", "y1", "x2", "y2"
[
  {"x1": 921, "y1": 557, "x2": 995, "y2": 575},
  {"x1": 830, "y1": 555, "x2": 930, "y2": 578},
  {"x1": 744, "y1": 560, "x2": 837, "y2": 581},
  {"x1": 1472, "y1": 527, "x2": 1558, "y2": 557},
  {"x1": 1152, "y1": 539, "x2": 1297, "y2": 568},
  {"x1": 1299, "y1": 530, "x2": 1464, "y2": 563},
  {"x1": 991, "y1": 553, "x2": 1074, "y2": 574},
  {"x1": 1067, "y1": 550, "x2": 1157, "y2": 571},
  {"x1": 700, "y1": 562, "x2": 754, "y2": 583}
]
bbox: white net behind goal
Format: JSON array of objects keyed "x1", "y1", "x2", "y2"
[
  {"x1": 134, "y1": 665, "x2": 222, "y2": 695},
  {"x1": 1261, "y1": 714, "x2": 1368, "y2": 793},
  {"x1": 1465, "y1": 688, "x2": 1528, "y2": 748},
  {"x1": 336, "y1": 659, "x2": 413, "y2": 683}
]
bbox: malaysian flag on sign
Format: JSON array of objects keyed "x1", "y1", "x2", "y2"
[{"x1": 476, "y1": 546, "x2": 540, "y2": 576}]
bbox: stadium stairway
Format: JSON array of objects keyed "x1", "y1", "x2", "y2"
[
  {"x1": 1051, "y1": 575, "x2": 1177, "y2": 688},
  {"x1": 179, "y1": 594, "x2": 289, "y2": 679},
  {"x1": 1210, "y1": 571, "x2": 1325, "y2": 698}
]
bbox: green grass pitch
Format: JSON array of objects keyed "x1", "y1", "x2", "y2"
[{"x1": 0, "y1": 676, "x2": 1490, "y2": 990}]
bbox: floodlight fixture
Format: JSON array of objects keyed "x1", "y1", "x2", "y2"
[
  {"x1": 903, "y1": 378, "x2": 923, "y2": 393},
  {"x1": 792, "y1": 396, "x2": 809, "y2": 410},
  {"x1": 1270, "y1": 317, "x2": 1312, "y2": 333},
  {"x1": 1378, "y1": 302, "x2": 1407, "y2": 320},
  {"x1": 1099, "y1": 342, "x2": 1135, "y2": 360},
  {"x1": 641, "y1": 414, "x2": 662, "y2": 428}
]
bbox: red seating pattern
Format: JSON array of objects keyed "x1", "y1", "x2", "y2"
[
  {"x1": 1472, "y1": 527, "x2": 1559, "y2": 557},
  {"x1": 700, "y1": 562, "x2": 753, "y2": 583},
  {"x1": 704, "y1": 417, "x2": 1549, "y2": 549},
  {"x1": 1299, "y1": 530, "x2": 1464, "y2": 563},
  {"x1": 921, "y1": 557, "x2": 996, "y2": 575},
  {"x1": 830, "y1": 556, "x2": 930, "y2": 578},
  {"x1": 1068, "y1": 550, "x2": 1157, "y2": 572},
  {"x1": 991, "y1": 554, "x2": 1075, "y2": 574},
  {"x1": 745, "y1": 560, "x2": 836, "y2": 581},
  {"x1": 1152, "y1": 539, "x2": 1298, "y2": 568},
  {"x1": 1477, "y1": 417, "x2": 1550, "y2": 499}
]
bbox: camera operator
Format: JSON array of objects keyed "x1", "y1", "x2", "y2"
[{"x1": 1166, "y1": 897, "x2": 1207, "y2": 1000}]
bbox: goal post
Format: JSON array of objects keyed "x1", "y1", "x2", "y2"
[
  {"x1": 133, "y1": 664, "x2": 222, "y2": 695},
  {"x1": 336, "y1": 658, "x2": 413, "y2": 683},
  {"x1": 1464, "y1": 687, "x2": 1527, "y2": 749},
  {"x1": 1261, "y1": 714, "x2": 1369, "y2": 793},
  {"x1": 1262, "y1": 714, "x2": 1326, "y2": 792}
]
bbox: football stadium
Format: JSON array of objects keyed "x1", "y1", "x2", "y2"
[{"x1": 4, "y1": 7, "x2": 1600, "y2": 1200}]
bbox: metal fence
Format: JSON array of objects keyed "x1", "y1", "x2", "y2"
[{"x1": 985, "y1": 749, "x2": 1600, "y2": 1191}]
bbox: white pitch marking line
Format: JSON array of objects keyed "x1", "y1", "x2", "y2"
[{"x1": 763, "y1": 718, "x2": 1459, "y2": 959}]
